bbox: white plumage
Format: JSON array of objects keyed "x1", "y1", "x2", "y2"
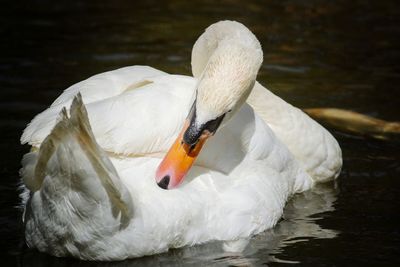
[{"x1": 20, "y1": 21, "x2": 342, "y2": 260}]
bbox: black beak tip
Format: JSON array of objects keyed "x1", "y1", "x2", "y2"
[{"x1": 157, "y1": 175, "x2": 170, "y2": 190}]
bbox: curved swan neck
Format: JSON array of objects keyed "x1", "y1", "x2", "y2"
[
  {"x1": 191, "y1": 20, "x2": 263, "y2": 79},
  {"x1": 190, "y1": 21, "x2": 263, "y2": 124}
]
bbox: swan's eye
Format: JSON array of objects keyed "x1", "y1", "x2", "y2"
[
  {"x1": 183, "y1": 98, "x2": 226, "y2": 146},
  {"x1": 203, "y1": 113, "x2": 225, "y2": 134}
]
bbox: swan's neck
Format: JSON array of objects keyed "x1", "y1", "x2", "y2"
[{"x1": 190, "y1": 21, "x2": 263, "y2": 124}]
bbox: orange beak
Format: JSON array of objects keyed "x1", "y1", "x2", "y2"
[{"x1": 155, "y1": 120, "x2": 211, "y2": 189}]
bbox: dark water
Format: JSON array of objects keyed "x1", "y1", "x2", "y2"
[{"x1": 1, "y1": 0, "x2": 400, "y2": 266}]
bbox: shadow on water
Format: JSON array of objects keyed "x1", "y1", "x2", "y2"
[{"x1": 1, "y1": 0, "x2": 400, "y2": 266}]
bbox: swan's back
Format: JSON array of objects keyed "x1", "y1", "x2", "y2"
[
  {"x1": 22, "y1": 66, "x2": 341, "y2": 184},
  {"x1": 248, "y1": 82, "x2": 342, "y2": 182},
  {"x1": 21, "y1": 66, "x2": 194, "y2": 156}
]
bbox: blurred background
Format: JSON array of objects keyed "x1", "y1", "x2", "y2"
[{"x1": 1, "y1": 0, "x2": 399, "y2": 266}]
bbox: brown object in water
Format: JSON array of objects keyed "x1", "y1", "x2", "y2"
[{"x1": 303, "y1": 108, "x2": 400, "y2": 140}]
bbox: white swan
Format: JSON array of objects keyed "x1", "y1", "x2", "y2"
[{"x1": 20, "y1": 21, "x2": 342, "y2": 260}]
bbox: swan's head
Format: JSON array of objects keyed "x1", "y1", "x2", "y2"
[{"x1": 155, "y1": 21, "x2": 263, "y2": 189}]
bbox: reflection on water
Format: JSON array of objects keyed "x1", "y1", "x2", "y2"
[
  {"x1": 1, "y1": 0, "x2": 400, "y2": 266},
  {"x1": 19, "y1": 184, "x2": 338, "y2": 266}
]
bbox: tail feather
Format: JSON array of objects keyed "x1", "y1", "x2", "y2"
[
  {"x1": 23, "y1": 94, "x2": 133, "y2": 230},
  {"x1": 68, "y1": 94, "x2": 133, "y2": 225}
]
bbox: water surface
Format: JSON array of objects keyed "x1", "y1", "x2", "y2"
[{"x1": 1, "y1": 1, "x2": 399, "y2": 266}]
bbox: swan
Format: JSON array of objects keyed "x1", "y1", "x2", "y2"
[{"x1": 20, "y1": 20, "x2": 342, "y2": 260}]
